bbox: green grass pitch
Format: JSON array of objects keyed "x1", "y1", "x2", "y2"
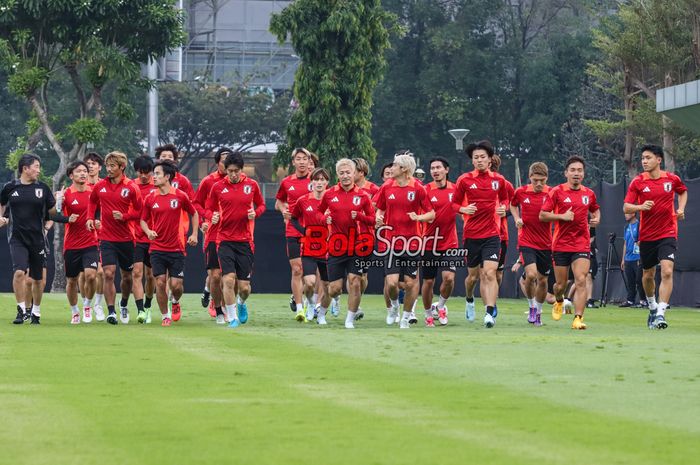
[{"x1": 1, "y1": 293, "x2": 699, "y2": 465}]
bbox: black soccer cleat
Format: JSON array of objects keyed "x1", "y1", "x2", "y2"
[
  {"x1": 106, "y1": 312, "x2": 118, "y2": 325},
  {"x1": 29, "y1": 314, "x2": 40, "y2": 325},
  {"x1": 200, "y1": 291, "x2": 210, "y2": 308},
  {"x1": 289, "y1": 295, "x2": 296, "y2": 312},
  {"x1": 12, "y1": 307, "x2": 24, "y2": 325}
]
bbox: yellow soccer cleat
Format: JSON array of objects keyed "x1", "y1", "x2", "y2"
[
  {"x1": 295, "y1": 310, "x2": 307, "y2": 323},
  {"x1": 552, "y1": 301, "x2": 563, "y2": 321},
  {"x1": 571, "y1": 315, "x2": 587, "y2": 330}
]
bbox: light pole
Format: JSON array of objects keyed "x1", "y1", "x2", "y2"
[{"x1": 449, "y1": 129, "x2": 470, "y2": 173}]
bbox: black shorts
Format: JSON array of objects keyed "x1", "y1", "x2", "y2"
[
  {"x1": 553, "y1": 251, "x2": 590, "y2": 267},
  {"x1": 383, "y1": 254, "x2": 420, "y2": 280},
  {"x1": 205, "y1": 242, "x2": 219, "y2": 270},
  {"x1": 134, "y1": 242, "x2": 151, "y2": 268},
  {"x1": 150, "y1": 251, "x2": 185, "y2": 278},
  {"x1": 302, "y1": 256, "x2": 329, "y2": 282},
  {"x1": 497, "y1": 240, "x2": 508, "y2": 270},
  {"x1": 421, "y1": 250, "x2": 459, "y2": 280},
  {"x1": 218, "y1": 241, "x2": 254, "y2": 279},
  {"x1": 286, "y1": 237, "x2": 301, "y2": 260},
  {"x1": 9, "y1": 237, "x2": 46, "y2": 280},
  {"x1": 327, "y1": 255, "x2": 364, "y2": 282},
  {"x1": 520, "y1": 247, "x2": 552, "y2": 276},
  {"x1": 640, "y1": 238, "x2": 677, "y2": 270},
  {"x1": 100, "y1": 240, "x2": 134, "y2": 271},
  {"x1": 64, "y1": 246, "x2": 99, "y2": 278},
  {"x1": 464, "y1": 236, "x2": 501, "y2": 269}
]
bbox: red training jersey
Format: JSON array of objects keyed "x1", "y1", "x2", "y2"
[
  {"x1": 88, "y1": 176, "x2": 143, "y2": 243},
  {"x1": 292, "y1": 193, "x2": 327, "y2": 257},
  {"x1": 542, "y1": 183, "x2": 599, "y2": 253},
  {"x1": 276, "y1": 173, "x2": 312, "y2": 238},
  {"x1": 171, "y1": 172, "x2": 195, "y2": 200},
  {"x1": 511, "y1": 184, "x2": 551, "y2": 250},
  {"x1": 62, "y1": 185, "x2": 98, "y2": 251},
  {"x1": 424, "y1": 181, "x2": 459, "y2": 251},
  {"x1": 453, "y1": 169, "x2": 509, "y2": 240},
  {"x1": 195, "y1": 170, "x2": 226, "y2": 247},
  {"x1": 498, "y1": 179, "x2": 515, "y2": 242},
  {"x1": 318, "y1": 184, "x2": 374, "y2": 239},
  {"x1": 375, "y1": 179, "x2": 433, "y2": 251},
  {"x1": 134, "y1": 181, "x2": 157, "y2": 244},
  {"x1": 624, "y1": 171, "x2": 687, "y2": 242},
  {"x1": 206, "y1": 175, "x2": 265, "y2": 244},
  {"x1": 141, "y1": 189, "x2": 196, "y2": 253}
]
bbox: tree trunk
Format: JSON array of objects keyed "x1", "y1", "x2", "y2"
[
  {"x1": 662, "y1": 73, "x2": 675, "y2": 173},
  {"x1": 693, "y1": 12, "x2": 700, "y2": 70},
  {"x1": 623, "y1": 67, "x2": 637, "y2": 178},
  {"x1": 51, "y1": 226, "x2": 66, "y2": 292}
]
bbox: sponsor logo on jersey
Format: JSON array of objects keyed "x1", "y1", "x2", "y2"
[
  {"x1": 152, "y1": 203, "x2": 160, "y2": 209},
  {"x1": 306, "y1": 205, "x2": 314, "y2": 212},
  {"x1": 431, "y1": 196, "x2": 438, "y2": 202},
  {"x1": 564, "y1": 197, "x2": 572, "y2": 203},
  {"x1": 11, "y1": 191, "x2": 19, "y2": 197},
  {"x1": 288, "y1": 186, "x2": 295, "y2": 191},
  {"x1": 331, "y1": 197, "x2": 339, "y2": 203},
  {"x1": 222, "y1": 188, "x2": 229, "y2": 194},
  {"x1": 524, "y1": 197, "x2": 530, "y2": 204},
  {"x1": 643, "y1": 186, "x2": 651, "y2": 193},
  {"x1": 469, "y1": 183, "x2": 478, "y2": 189},
  {"x1": 388, "y1": 194, "x2": 396, "y2": 200}
]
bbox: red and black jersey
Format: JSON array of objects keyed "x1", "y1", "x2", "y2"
[
  {"x1": 511, "y1": 185, "x2": 551, "y2": 250},
  {"x1": 624, "y1": 171, "x2": 687, "y2": 242},
  {"x1": 375, "y1": 179, "x2": 432, "y2": 251},
  {"x1": 276, "y1": 173, "x2": 312, "y2": 238},
  {"x1": 453, "y1": 169, "x2": 509, "y2": 240},
  {"x1": 62, "y1": 185, "x2": 98, "y2": 251},
  {"x1": 424, "y1": 181, "x2": 459, "y2": 251},
  {"x1": 498, "y1": 179, "x2": 515, "y2": 242},
  {"x1": 88, "y1": 176, "x2": 143, "y2": 243},
  {"x1": 206, "y1": 175, "x2": 265, "y2": 244},
  {"x1": 141, "y1": 189, "x2": 196, "y2": 253},
  {"x1": 542, "y1": 183, "x2": 599, "y2": 252},
  {"x1": 194, "y1": 170, "x2": 226, "y2": 247}
]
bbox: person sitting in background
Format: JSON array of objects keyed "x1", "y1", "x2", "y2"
[{"x1": 620, "y1": 212, "x2": 646, "y2": 307}]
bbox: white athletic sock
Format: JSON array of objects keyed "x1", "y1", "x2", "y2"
[
  {"x1": 83, "y1": 297, "x2": 91, "y2": 308},
  {"x1": 204, "y1": 284, "x2": 210, "y2": 293},
  {"x1": 31, "y1": 304, "x2": 40, "y2": 316},
  {"x1": 333, "y1": 296, "x2": 340, "y2": 304},
  {"x1": 437, "y1": 296, "x2": 448, "y2": 309},
  {"x1": 411, "y1": 300, "x2": 417, "y2": 312},
  {"x1": 647, "y1": 295, "x2": 657, "y2": 309},
  {"x1": 527, "y1": 297, "x2": 535, "y2": 308},
  {"x1": 318, "y1": 306, "x2": 327, "y2": 316},
  {"x1": 657, "y1": 302, "x2": 668, "y2": 316},
  {"x1": 18, "y1": 301, "x2": 26, "y2": 312},
  {"x1": 424, "y1": 309, "x2": 433, "y2": 318},
  {"x1": 296, "y1": 303, "x2": 303, "y2": 313},
  {"x1": 94, "y1": 294, "x2": 103, "y2": 306},
  {"x1": 226, "y1": 304, "x2": 237, "y2": 321},
  {"x1": 346, "y1": 311, "x2": 356, "y2": 324},
  {"x1": 402, "y1": 311, "x2": 411, "y2": 321},
  {"x1": 390, "y1": 298, "x2": 399, "y2": 308},
  {"x1": 70, "y1": 304, "x2": 79, "y2": 315},
  {"x1": 162, "y1": 313, "x2": 169, "y2": 320},
  {"x1": 312, "y1": 293, "x2": 318, "y2": 306},
  {"x1": 535, "y1": 300, "x2": 543, "y2": 314}
]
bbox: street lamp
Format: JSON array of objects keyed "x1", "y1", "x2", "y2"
[{"x1": 448, "y1": 129, "x2": 470, "y2": 151}]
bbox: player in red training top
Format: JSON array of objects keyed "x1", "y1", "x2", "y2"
[
  {"x1": 276, "y1": 148, "x2": 313, "y2": 319},
  {"x1": 317, "y1": 159, "x2": 374, "y2": 329},
  {"x1": 420, "y1": 157, "x2": 460, "y2": 327},
  {"x1": 452, "y1": 140, "x2": 508, "y2": 328},
  {"x1": 140, "y1": 161, "x2": 199, "y2": 327},
  {"x1": 87, "y1": 151, "x2": 143, "y2": 325},
  {"x1": 490, "y1": 154, "x2": 515, "y2": 287},
  {"x1": 82, "y1": 151, "x2": 105, "y2": 316},
  {"x1": 154, "y1": 144, "x2": 195, "y2": 200},
  {"x1": 194, "y1": 147, "x2": 230, "y2": 321},
  {"x1": 291, "y1": 168, "x2": 332, "y2": 323},
  {"x1": 351, "y1": 157, "x2": 379, "y2": 316},
  {"x1": 132, "y1": 155, "x2": 157, "y2": 323},
  {"x1": 540, "y1": 155, "x2": 600, "y2": 330},
  {"x1": 623, "y1": 144, "x2": 688, "y2": 330},
  {"x1": 206, "y1": 152, "x2": 265, "y2": 328},
  {"x1": 510, "y1": 162, "x2": 551, "y2": 327},
  {"x1": 375, "y1": 153, "x2": 434, "y2": 329},
  {"x1": 54, "y1": 161, "x2": 99, "y2": 324}
]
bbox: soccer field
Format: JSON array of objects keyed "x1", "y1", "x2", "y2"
[{"x1": 1, "y1": 293, "x2": 699, "y2": 465}]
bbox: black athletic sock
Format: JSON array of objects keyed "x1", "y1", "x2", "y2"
[
  {"x1": 466, "y1": 297, "x2": 474, "y2": 303},
  {"x1": 215, "y1": 306, "x2": 224, "y2": 316},
  {"x1": 136, "y1": 299, "x2": 144, "y2": 312},
  {"x1": 486, "y1": 306, "x2": 495, "y2": 316},
  {"x1": 144, "y1": 296, "x2": 152, "y2": 309},
  {"x1": 108, "y1": 305, "x2": 116, "y2": 315},
  {"x1": 120, "y1": 297, "x2": 128, "y2": 308}
]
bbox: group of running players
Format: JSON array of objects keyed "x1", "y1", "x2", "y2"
[{"x1": 1, "y1": 141, "x2": 687, "y2": 330}]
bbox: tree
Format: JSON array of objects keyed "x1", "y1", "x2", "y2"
[
  {"x1": 0, "y1": 0, "x2": 183, "y2": 290},
  {"x1": 158, "y1": 82, "x2": 290, "y2": 176},
  {"x1": 270, "y1": 0, "x2": 398, "y2": 171}
]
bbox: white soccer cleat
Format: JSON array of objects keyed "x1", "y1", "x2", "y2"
[
  {"x1": 399, "y1": 318, "x2": 410, "y2": 329},
  {"x1": 408, "y1": 311, "x2": 418, "y2": 325},
  {"x1": 563, "y1": 299, "x2": 573, "y2": 314},
  {"x1": 71, "y1": 313, "x2": 80, "y2": 325},
  {"x1": 484, "y1": 312, "x2": 495, "y2": 328},
  {"x1": 317, "y1": 313, "x2": 327, "y2": 325},
  {"x1": 465, "y1": 300, "x2": 476, "y2": 321},
  {"x1": 345, "y1": 319, "x2": 354, "y2": 329},
  {"x1": 386, "y1": 306, "x2": 399, "y2": 325},
  {"x1": 82, "y1": 307, "x2": 92, "y2": 323},
  {"x1": 438, "y1": 307, "x2": 448, "y2": 326},
  {"x1": 215, "y1": 314, "x2": 226, "y2": 325},
  {"x1": 94, "y1": 305, "x2": 105, "y2": 321},
  {"x1": 305, "y1": 302, "x2": 316, "y2": 321},
  {"x1": 430, "y1": 304, "x2": 439, "y2": 319},
  {"x1": 120, "y1": 307, "x2": 129, "y2": 324}
]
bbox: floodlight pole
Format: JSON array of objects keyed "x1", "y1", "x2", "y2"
[
  {"x1": 147, "y1": 59, "x2": 159, "y2": 157},
  {"x1": 448, "y1": 129, "x2": 470, "y2": 151}
]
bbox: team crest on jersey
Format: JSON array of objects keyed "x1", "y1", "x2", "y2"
[
  {"x1": 664, "y1": 182, "x2": 672, "y2": 192},
  {"x1": 243, "y1": 185, "x2": 252, "y2": 195},
  {"x1": 582, "y1": 195, "x2": 589, "y2": 205},
  {"x1": 307, "y1": 183, "x2": 312, "y2": 192},
  {"x1": 352, "y1": 196, "x2": 361, "y2": 206},
  {"x1": 491, "y1": 180, "x2": 499, "y2": 191},
  {"x1": 120, "y1": 188, "x2": 130, "y2": 198},
  {"x1": 172, "y1": 181, "x2": 179, "y2": 189},
  {"x1": 34, "y1": 188, "x2": 43, "y2": 198},
  {"x1": 170, "y1": 199, "x2": 178, "y2": 209},
  {"x1": 448, "y1": 193, "x2": 454, "y2": 202},
  {"x1": 407, "y1": 191, "x2": 415, "y2": 201}
]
